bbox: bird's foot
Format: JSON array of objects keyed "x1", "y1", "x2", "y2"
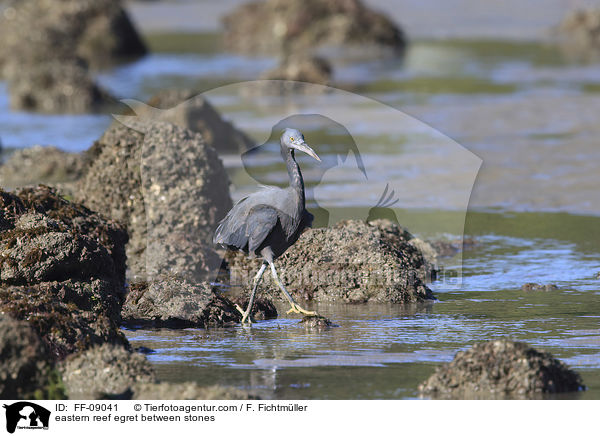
[
  {"x1": 235, "y1": 304, "x2": 252, "y2": 324},
  {"x1": 286, "y1": 303, "x2": 317, "y2": 316}
]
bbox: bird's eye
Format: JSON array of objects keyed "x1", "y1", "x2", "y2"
[{"x1": 290, "y1": 136, "x2": 294, "y2": 141}]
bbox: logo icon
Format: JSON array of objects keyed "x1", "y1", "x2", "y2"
[{"x1": 3, "y1": 402, "x2": 50, "y2": 434}]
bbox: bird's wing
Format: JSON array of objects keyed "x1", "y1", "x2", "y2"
[
  {"x1": 213, "y1": 196, "x2": 249, "y2": 246},
  {"x1": 246, "y1": 205, "x2": 279, "y2": 254}
]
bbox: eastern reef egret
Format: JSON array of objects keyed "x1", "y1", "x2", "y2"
[{"x1": 214, "y1": 128, "x2": 321, "y2": 323}]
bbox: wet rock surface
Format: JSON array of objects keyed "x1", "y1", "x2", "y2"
[
  {"x1": 419, "y1": 340, "x2": 585, "y2": 399},
  {"x1": 0, "y1": 145, "x2": 85, "y2": 192},
  {"x1": 122, "y1": 279, "x2": 241, "y2": 328},
  {"x1": 226, "y1": 219, "x2": 435, "y2": 304},
  {"x1": 0, "y1": 185, "x2": 128, "y2": 359},
  {"x1": 59, "y1": 344, "x2": 156, "y2": 400},
  {"x1": 77, "y1": 121, "x2": 232, "y2": 282},
  {"x1": 141, "y1": 89, "x2": 255, "y2": 153},
  {"x1": 222, "y1": 0, "x2": 406, "y2": 58},
  {"x1": 557, "y1": 9, "x2": 600, "y2": 61},
  {"x1": 0, "y1": 314, "x2": 53, "y2": 399}
]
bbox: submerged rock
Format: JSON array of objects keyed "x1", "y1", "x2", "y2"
[
  {"x1": 77, "y1": 121, "x2": 232, "y2": 282},
  {"x1": 0, "y1": 145, "x2": 85, "y2": 192},
  {"x1": 419, "y1": 340, "x2": 585, "y2": 399},
  {"x1": 222, "y1": 0, "x2": 406, "y2": 58},
  {"x1": 0, "y1": 185, "x2": 128, "y2": 359},
  {"x1": 122, "y1": 279, "x2": 241, "y2": 328},
  {"x1": 60, "y1": 344, "x2": 156, "y2": 400},
  {"x1": 142, "y1": 89, "x2": 255, "y2": 153},
  {"x1": 226, "y1": 219, "x2": 435, "y2": 304},
  {"x1": 557, "y1": 9, "x2": 600, "y2": 61},
  {"x1": 0, "y1": 314, "x2": 53, "y2": 399}
]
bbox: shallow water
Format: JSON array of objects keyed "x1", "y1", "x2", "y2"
[
  {"x1": 1, "y1": 32, "x2": 599, "y2": 399},
  {"x1": 125, "y1": 210, "x2": 600, "y2": 399}
]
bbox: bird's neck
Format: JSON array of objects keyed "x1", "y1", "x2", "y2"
[{"x1": 284, "y1": 149, "x2": 305, "y2": 206}]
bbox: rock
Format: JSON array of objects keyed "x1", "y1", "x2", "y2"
[
  {"x1": 229, "y1": 296, "x2": 278, "y2": 320},
  {"x1": 256, "y1": 55, "x2": 333, "y2": 95},
  {"x1": 0, "y1": 0, "x2": 141, "y2": 112},
  {"x1": 140, "y1": 122, "x2": 232, "y2": 282},
  {"x1": 408, "y1": 238, "x2": 438, "y2": 269},
  {"x1": 557, "y1": 9, "x2": 600, "y2": 62},
  {"x1": 222, "y1": 0, "x2": 406, "y2": 58},
  {"x1": 0, "y1": 145, "x2": 85, "y2": 192},
  {"x1": 131, "y1": 383, "x2": 258, "y2": 400},
  {"x1": 59, "y1": 344, "x2": 156, "y2": 400},
  {"x1": 0, "y1": 0, "x2": 146, "y2": 75},
  {"x1": 76, "y1": 123, "x2": 146, "y2": 279},
  {"x1": 300, "y1": 314, "x2": 335, "y2": 330},
  {"x1": 141, "y1": 89, "x2": 255, "y2": 153},
  {"x1": 59, "y1": 343, "x2": 257, "y2": 400},
  {"x1": 122, "y1": 279, "x2": 241, "y2": 328},
  {"x1": 145, "y1": 233, "x2": 222, "y2": 285},
  {"x1": 0, "y1": 314, "x2": 53, "y2": 399},
  {"x1": 263, "y1": 55, "x2": 332, "y2": 83},
  {"x1": 226, "y1": 219, "x2": 435, "y2": 304},
  {"x1": 419, "y1": 340, "x2": 585, "y2": 399},
  {"x1": 5, "y1": 58, "x2": 114, "y2": 114},
  {"x1": 0, "y1": 185, "x2": 129, "y2": 359},
  {"x1": 521, "y1": 283, "x2": 559, "y2": 292},
  {"x1": 76, "y1": 121, "x2": 232, "y2": 282}
]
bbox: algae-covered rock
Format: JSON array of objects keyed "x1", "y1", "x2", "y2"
[
  {"x1": 226, "y1": 219, "x2": 434, "y2": 304},
  {"x1": 222, "y1": 0, "x2": 406, "y2": 58},
  {"x1": 419, "y1": 340, "x2": 585, "y2": 399},
  {"x1": 0, "y1": 185, "x2": 128, "y2": 359}
]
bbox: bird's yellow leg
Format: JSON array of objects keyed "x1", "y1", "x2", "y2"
[
  {"x1": 240, "y1": 262, "x2": 268, "y2": 324},
  {"x1": 268, "y1": 261, "x2": 317, "y2": 316}
]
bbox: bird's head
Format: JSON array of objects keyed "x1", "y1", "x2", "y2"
[{"x1": 281, "y1": 128, "x2": 321, "y2": 161}]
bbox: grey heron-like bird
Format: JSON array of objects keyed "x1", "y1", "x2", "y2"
[{"x1": 214, "y1": 128, "x2": 320, "y2": 323}]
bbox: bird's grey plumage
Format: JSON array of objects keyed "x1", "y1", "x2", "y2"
[{"x1": 214, "y1": 128, "x2": 316, "y2": 262}]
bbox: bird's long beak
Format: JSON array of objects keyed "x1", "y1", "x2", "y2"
[{"x1": 292, "y1": 141, "x2": 321, "y2": 162}]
